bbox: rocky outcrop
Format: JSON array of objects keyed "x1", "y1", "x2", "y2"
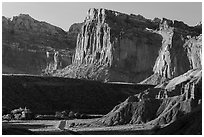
[
  {"x1": 54, "y1": 8, "x2": 202, "y2": 84},
  {"x1": 42, "y1": 50, "x2": 75, "y2": 75},
  {"x1": 2, "y1": 14, "x2": 78, "y2": 75},
  {"x1": 93, "y1": 69, "x2": 201, "y2": 128}
]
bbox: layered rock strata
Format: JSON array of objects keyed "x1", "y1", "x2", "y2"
[
  {"x1": 91, "y1": 69, "x2": 202, "y2": 129},
  {"x1": 141, "y1": 19, "x2": 202, "y2": 84},
  {"x1": 55, "y1": 8, "x2": 201, "y2": 84}
]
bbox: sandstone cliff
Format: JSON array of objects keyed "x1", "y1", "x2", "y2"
[
  {"x1": 54, "y1": 8, "x2": 202, "y2": 84},
  {"x1": 67, "y1": 23, "x2": 84, "y2": 49},
  {"x1": 2, "y1": 14, "x2": 79, "y2": 75},
  {"x1": 141, "y1": 19, "x2": 202, "y2": 85}
]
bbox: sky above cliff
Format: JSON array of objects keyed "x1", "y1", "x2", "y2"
[{"x1": 2, "y1": 2, "x2": 202, "y2": 31}]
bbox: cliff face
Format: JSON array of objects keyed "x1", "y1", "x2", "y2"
[
  {"x1": 55, "y1": 8, "x2": 201, "y2": 84},
  {"x1": 2, "y1": 15, "x2": 78, "y2": 75},
  {"x1": 55, "y1": 8, "x2": 162, "y2": 82},
  {"x1": 141, "y1": 19, "x2": 202, "y2": 84},
  {"x1": 67, "y1": 23, "x2": 84, "y2": 49}
]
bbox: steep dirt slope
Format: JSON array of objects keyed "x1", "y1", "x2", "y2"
[
  {"x1": 154, "y1": 105, "x2": 202, "y2": 135},
  {"x1": 91, "y1": 69, "x2": 201, "y2": 134}
]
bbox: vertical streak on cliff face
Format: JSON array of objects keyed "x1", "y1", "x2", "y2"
[
  {"x1": 56, "y1": 9, "x2": 201, "y2": 83},
  {"x1": 155, "y1": 20, "x2": 201, "y2": 79},
  {"x1": 73, "y1": 8, "x2": 112, "y2": 67},
  {"x1": 153, "y1": 20, "x2": 175, "y2": 80},
  {"x1": 184, "y1": 35, "x2": 202, "y2": 69},
  {"x1": 142, "y1": 19, "x2": 202, "y2": 85},
  {"x1": 55, "y1": 9, "x2": 165, "y2": 82}
]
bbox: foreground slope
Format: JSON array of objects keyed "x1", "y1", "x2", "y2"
[
  {"x1": 89, "y1": 69, "x2": 201, "y2": 134},
  {"x1": 2, "y1": 74, "x2": 153, "y2": 114}
]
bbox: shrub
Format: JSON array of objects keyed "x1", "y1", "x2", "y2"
[{"x1": 68, "y1": 111, "x2": 75, "y2": 118}]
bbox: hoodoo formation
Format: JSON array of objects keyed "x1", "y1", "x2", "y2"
[{"x1": 54, "y1": 8, "x2": 202, "y2": 84}]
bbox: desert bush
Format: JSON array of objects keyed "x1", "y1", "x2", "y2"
[
  {"x1": 61, "y1": 110, "x2": 68, "y2": 117},
  {"x1": 68, "y1": 111, "x2": 75, "y2": 118},
  {"x1": 79, "y1": 114, "x2": 87, "y2": 119},
  {"x1": 2, "y1": 114, "x2": 12, "y2": 121},
  {"x1": 11, "y1": 108, "x2": 24, "y2": 114},
  {"x1": 55, "y1": 111, "x2": 63, "y2": 118},
  {"x1": 74, "y1": 112, "x2": 80, "y2": 118},
  {"x1": 14, "y1": 114, "x2": 22, "y2": 120}
]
